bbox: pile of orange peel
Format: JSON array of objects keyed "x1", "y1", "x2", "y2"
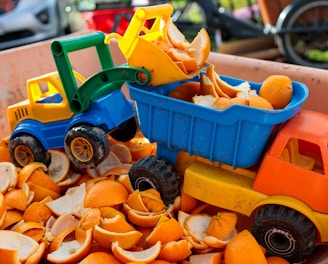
[{"x1": 0, "y1": 131, "x2": 288, "y2": 264}]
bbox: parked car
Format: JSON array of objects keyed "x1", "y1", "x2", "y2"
[
  {"x1": 76, "y1": 0, "x2": 165, "y2": 35},
  {"x1": 0, "y1": 0, "x2": 71, "y2": 50}
]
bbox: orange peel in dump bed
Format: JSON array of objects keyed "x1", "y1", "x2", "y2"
[
  {"x1": 168, "y1": 63, "x2": 292, "y2": 112},
  {"x1": 248, "y1": 92, "x2": 274, "y2": 110},
  {"x1": 169, "y1": 81, "x2": 201, "y2": 103}
]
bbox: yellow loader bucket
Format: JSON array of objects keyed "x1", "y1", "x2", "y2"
[{"x1": 105, "y1": 4, "x2": 194, "y2": 86}]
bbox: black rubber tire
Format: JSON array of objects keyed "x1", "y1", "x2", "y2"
[
  {"x1": 109, "y1": 117, "x2": 137, "y2": 142},
  {"x1": 129, "y1": 156, "x2": 180, "y2": 206},
  {"x1": 252, "y1": 205, "x2": 317, "y2": 263},
  {"x1": 10, "y1": 134, "x2": 50, "y2": 167},
  {"x1": 64, "y1": 125, "x2": 110, "y2": 169},
  {"x1": 276, "y1": 0, "x2": 328, "y2": 69}
]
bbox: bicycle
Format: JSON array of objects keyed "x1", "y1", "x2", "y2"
[{"x1": 171, "y1": 0, "x2": 328, "y2": 69}]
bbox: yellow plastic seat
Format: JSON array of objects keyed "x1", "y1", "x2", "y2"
[
  {"x1": 280, "y1": 148, "x2": 290, "y2": 162},
  {"x1": 287, "y1": 138, "x2": 315, "y2": 170}
]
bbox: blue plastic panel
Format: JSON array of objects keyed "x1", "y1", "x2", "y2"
[{"x1": 127, "y1": 75, "x2": 308, "y2": 168}]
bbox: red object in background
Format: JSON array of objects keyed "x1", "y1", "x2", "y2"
[{"x1": 81, "y1": 8, "x2": 137, "y2": 35}]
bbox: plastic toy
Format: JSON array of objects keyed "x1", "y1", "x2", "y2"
[
  {"x1": 126, "y1": 74, "x2": 328, "y2": 263},
  {"x1": 117, "y1": 4, "x2": 328, "y2": 263},
  {"x1": 104, "y1": 4, "x2": 198, "y2": 86},
  {"x1": 7, "y1": 31, "x2": 150, "y2": 169}
]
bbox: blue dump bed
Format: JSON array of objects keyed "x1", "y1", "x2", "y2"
[{"x1": 127, "y1": 75, "x2": 309, "y2": 168}]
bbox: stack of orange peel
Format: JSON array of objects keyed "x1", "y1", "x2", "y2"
[
  {"x1": 0, "y1": 21, "x2": 291, "y2": 264},
  {"x1": 0, "y1": 131, "x2": 289, "y2": 264}
]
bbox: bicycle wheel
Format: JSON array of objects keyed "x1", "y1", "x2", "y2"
[
  {"x1": 276, "y1": 0, "x2": 328, "y2": 69},
  {"x1": 171, "y1": 0, "x2": 208, "y2": 40}
]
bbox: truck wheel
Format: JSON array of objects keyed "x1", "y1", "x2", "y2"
[
  {"x1": 129, "y1": 156, "x2": 180, "y2": 206},
  {"x1": 109, "y1": 117, "x2": 137, "y2": 142},
  {"x1": 252, "y1": 205, "x2": 317, "y2": 263},
  {"x1": 65, "y1": 125, "x2": 110, "y2": 169},
  {"x1": 10, "y1": 134, "x2": 50, "y2": 167}
]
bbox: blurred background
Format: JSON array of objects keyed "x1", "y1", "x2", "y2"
[{"x1": 1, "y1": 0, "x2": 328, "y2": 69}]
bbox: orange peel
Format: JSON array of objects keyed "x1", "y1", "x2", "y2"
[
  {"x1": 84, "y1": 179, "x2": 128, "y2": 208},
  {"x1": 157, "y1": 239, "x2": 192, "y2": 262},
  {"x1": 111, "y1": 240, "x2": 161, "y2": 263},
  {"x1": 0, "y1": 161, "x2": 18, "y2": 191},
  {"x1": 184, "y1": 213, "x2": 212, "y2": 242},
  {"x1": 93, "y1": 224, "x2": 143, "y2": 250},
  {"x1": 145, "y1": 215, "x2": 184, "y2": 245},
  {"x1": 47, "y1": 228, "x2": 93, "y2": 263},
  {"x1": 47, "y1": 149, "x2": 70, "y2": 183},
  {"x1": 17, "y1": 162, "x2": 47, "y2": 189},
  {"x1": 0, "y1": 230, "x2": 40, "y2": 263},
  {"x1": 46, "y1": 183, "x2": 86, "y2": 217}
]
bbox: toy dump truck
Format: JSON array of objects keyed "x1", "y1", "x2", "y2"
[
  {"x1": 7, "y1": 32, "x2": 150, "y2": 168},
  {"x1": 126, "y1": 74, "x2": 328, "y2": 263},
  {"x1": 107, "y1": 4, "x2": 327, "y2": 262}
]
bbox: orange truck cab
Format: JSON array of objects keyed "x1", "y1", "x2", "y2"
[{"x1": 180, "y1": 109, "x2": 328, "y2": 263}]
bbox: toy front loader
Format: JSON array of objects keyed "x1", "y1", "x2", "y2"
[{"x1": 51, "y1": 31, "x2": 150, "y2": 114}]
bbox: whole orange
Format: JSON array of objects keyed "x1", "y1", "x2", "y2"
[{"x1": 259, "y1": 75, "x2": 293, "y2": 109}]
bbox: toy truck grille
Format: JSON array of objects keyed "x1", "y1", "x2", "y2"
[
  {"x1": 8, "y1": 105, "x2": 31, "y2": 131},
  {"x1": 127, "y1": 75, "x2": 308, "y2": 168},
  {"x1": 13, "y1": 107, "x2": 29, "y2": 121}
]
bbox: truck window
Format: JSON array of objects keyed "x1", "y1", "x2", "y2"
[
  {"x1": 280, "y1": 138, "x2": 324, "y2": 174},
  {"x1": 33, "y1": 81, "x2": 63, "y2": 104}
]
